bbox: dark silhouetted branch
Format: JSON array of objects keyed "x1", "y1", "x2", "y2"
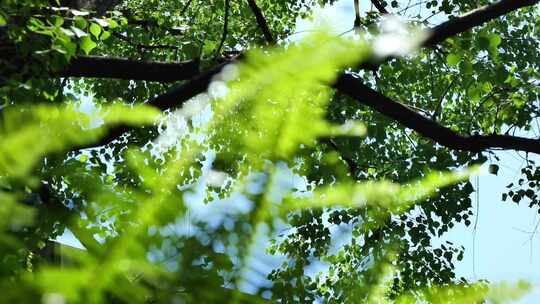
[
  {"x1": 69, "y1": 0, "x2": 540, "y2": 153},
  {"x1": 370, "y1": 0, "x2": 389, "y2": 14},
  {"x1": 75, "y1": 61, "x2": 231, "y2": 150},
  {"x1": 180, "y1": 0, "x2": 194, "y2": 15},
  {"x1": 150, "y1": 61, "x2": 230, "y2": 110},
  {"x1": 246, "y1": 0, "x2": 275, "y2": 44},
  {"x1": 59, "y1": 56, "x2": 199, "y2": 82},
  {"x1": 52, "y1": 0, "x2": 537, "y2": 83},
  {"x1": 143, "y1": 0, "x2": 538, "y2": 116},
  {"x1": 423, "y1": 0, "x2": 539, "y2": 46},
  {"x1": 359, "y1": 0, "x2": 539, "y2": 70},
  {"x1": 216, "y1": 0, "x2": 231, "y2": 55},
  {"x1": 334, "y1": 74, "x2": 540, "y2": 154}
]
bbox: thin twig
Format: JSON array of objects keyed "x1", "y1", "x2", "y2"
[
  {"x1": 472, "y1": 175, "x2": 480, "y2": 279},
  {"x1": 180, "y1": 0, "x2": 194, "y2": 15},
  {"x1": 431, "y1": 77, "x2": 456, "y2": 120},
  {"x1": 215, "y1": 0, "x2": 230, "y2": 56}
]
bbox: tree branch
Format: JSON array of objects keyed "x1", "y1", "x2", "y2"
[
  {"x1": 142, "y1": 0, "x2": 538, "y2": 116},
  {"x1": 150, "y1": 61, "x2": 230, "y2": 110},
  {"x1": 59, "y1": 56, "x2": 199, "y2": 82},
  {"x1": 423, "y1": 0, "x2": 539, "y2": 47},
  {"x1": 321, "y1": 138, "x2": 359, "y2": 177},
  {"x1": 333, "y1": 74, "x2": 540, "y2": 154},
  {"x1": 37, "y1": 182, "x2": 102, "y2": 252},
  {"x1": 370, "y1": 0, "x2": 389, "y2": 14},
  {"x1": 360, "y1": 0, "x2": 539, "y2": 70},
  {"x1": 73, "y1": 61, "x2": 232, "y2": 150},
  {"x1": 69, "y1": 0, "x2": 540, "y2": 152},
  {"x1": 246, "y1": 0, "x2": 275, "y2": 44},
  {"x1": 54, "y1": 0, "x2": 537, "y2": 83},
  {"x1": 216, "y1": 0, "x2": 231, "y2": 56},
  {"x1": 180, "y1": 0, "x2": 194, "y2": 15}
]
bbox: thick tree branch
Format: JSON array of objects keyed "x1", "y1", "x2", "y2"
[
  {"x1": 59, "y1": 56, "x2": 199, "y2": 82},
  {"x1": 423, "y1": 0, "x2": 539, "y2": 46},
  {"x1": 52, "y1": 0, "x2": 537, "y2": 83},
  {"x1": 246, "y1": 0, "x2": 275, "y2": 44},
  {"x1": 370, "y1": 0, "x2": 389, "y2": 14},
  {"x1": 354, "y1": 0, "x2": 361, "y2": 29},
  {"x1": 71, "y1": 0, "x2": 540, "y2": 151},
  {"x1": 143, "y1": 0, "x2": 538, "y2": 109},
  {"x1": 359, "y1": 0, "x2": 539, "y2": 70},
  {"x1": 75, "y1": 61, "x2": 231, "y2": 150},
  {"x1": 150, "y1": 61, "x2": 230, "y2": 110},
  {"x1": 334, "y1": 74, "x2": 540, "y2": 154}
]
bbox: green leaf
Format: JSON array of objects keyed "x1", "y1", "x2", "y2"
[
  {"x1": 0, "y1": 104, "x2": 159, "y2": 178},
  {"x1": 446, "y1": 53, "x2": 461, "y2": 67},
  {"x1": 102, "y1": 104, "x2": 161, "y2": 125},
  {"x1": 74, "y1": 16, "x2": 88, "y2": 29},
  {"x1": 53, "y1": 16, "x2": 64, "y2": 27},
  {"x1": 488, "y1": 34, "x2": 502, "y2": 48},
  {"x1": 57, "y1": 37, "x2": 77, "y2": 59},
  {"x1": 89, "y1": 23, "x2": 102, "y2": 38},
  {"x1": 107, "y1": 19, "x2": 118, "y2": 29},
  {"x1": 79, "y1": 36, "x2": 97, "y2": 54},
  {"x1": 60, "y1": 27, "x2": 75, "y2": 37},
  {"x1": 100, "y1": 31, "x2": 111, "y2": 41},
  {"x1": 284, "y1": 167, "x2": 480, "y2": 213},
  {"x1": 488, "y1": 164, "x2": 499, "y2": 175},
  {"x1": 478, "y1": 35, "x2": 490, "y2": 49}
]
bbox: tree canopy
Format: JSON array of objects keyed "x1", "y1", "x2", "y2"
[{"x1": 0, "y1": 0, "x2": 539, "y2": 303}]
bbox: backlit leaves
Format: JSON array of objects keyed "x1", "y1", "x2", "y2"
[
  {"x1": 210, "y1": 32, "x2": 369, "y2": 171},
  {"x1": 0, "y1": 104, "x2": 159, "y2": 178}
]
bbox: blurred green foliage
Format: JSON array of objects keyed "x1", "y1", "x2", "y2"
[{"x1": 0, "y1": 0, "x2": 538, "y2": 303}]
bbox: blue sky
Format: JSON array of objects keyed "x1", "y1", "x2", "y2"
[{"x1": 446, "y1": 150, "x2": 540, "y2": 303}]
